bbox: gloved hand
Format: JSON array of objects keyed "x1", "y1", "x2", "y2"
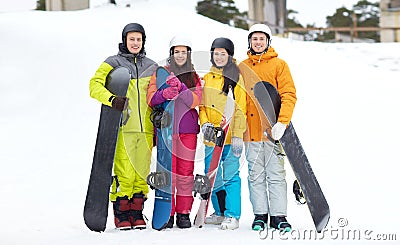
[
  {"x1": 272, "y1": 122, "x2": 287, "y2": 140},
  {"x1": 111, "y1": 96, "x2": 128, "y2": 111},
  {"x1": 162, "y1": 86, "x2": 179, "y2": 100},
  {"x1": 166, "y1": 72, "x2": 182, "y2": 91},
  {"x1": 231, "y1": 137, "x2": 243, "y2": 157},
  {"x1": 201, "y1": 122, "x2": 215, "y2": 142}
]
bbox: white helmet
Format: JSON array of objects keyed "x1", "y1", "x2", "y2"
[
  {"x1": 248, "y1": 23, "x2": 272, "y2": 54},
  {"x1": 169, "y1": 35, "x2": 192, "y2": 51},
  {"x1": 248, "y1": 23, "x2": 272, "y2": 39}
]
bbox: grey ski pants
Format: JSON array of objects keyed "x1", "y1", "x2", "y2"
[{"x1": 245, "y1": 141, "x2": 287, "y2": 216}]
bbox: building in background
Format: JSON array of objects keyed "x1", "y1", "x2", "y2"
[
  {"x1": 46, "y1": 0, "x2": 89, "y2": 11},
  {"x1": 380, "y1": 0, "x2": 400, "y2": 42},
  {"x1": 247, "y1": 0, "x2": 286, "y2": 34}
]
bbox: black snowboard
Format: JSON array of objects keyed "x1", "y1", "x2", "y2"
[
  {"x1": 254, "y1": 81, "x2": 330, "y2": 233},
  {"x1": 84, "y1": 66, "x2": 131, "y2": 232}
]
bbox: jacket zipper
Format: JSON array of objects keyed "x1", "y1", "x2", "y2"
[{"x1": 134, "y1": 56, "x2": 144, "y2": 132}]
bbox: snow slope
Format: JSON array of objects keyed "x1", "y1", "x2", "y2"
[{"x1": 0, "y1": 1, "x2": 399, "y2": 244}]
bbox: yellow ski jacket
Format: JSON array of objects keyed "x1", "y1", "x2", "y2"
[{"x1": 199, "y1": 66, "x2": 247, "y2": 146}]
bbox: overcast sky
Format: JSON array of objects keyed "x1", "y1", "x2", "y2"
[{"x1": 0, "y1": 0, "x2": 36, "y2": 12}]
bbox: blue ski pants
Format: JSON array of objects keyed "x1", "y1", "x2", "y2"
[{"x1": 204, "y1": 145, "x2": 241, "y2": 219}]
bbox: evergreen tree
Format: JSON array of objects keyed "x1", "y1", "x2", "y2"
[
  {"x1": 196, "y1": 0, "x2": 247, "y2": 30},
  {"x1": 326, "y1": 7, "x2": 353, "y2": 28},
  {"x1": 36, "y1": 0, "x2": 46, "y2": 11},
  {"x1": 353, "y1": 0, "x2": 380, "y2": 41},
  {"x1": 286, "y1": 9, "x2": 304, "y2": 38},
  {"x1": 318, "y1": 6, "x2": 352, "y2": 41},
  {"x1": 286, "y1": 9, "x2": 303, "y2": 32},
  {"x1": 319, "y1": 0, "x2": 380, "y2": 42}
]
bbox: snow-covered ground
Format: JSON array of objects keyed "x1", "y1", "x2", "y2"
[{"x1": 0, "y1": 0, "x2": 399, "y2": 244}]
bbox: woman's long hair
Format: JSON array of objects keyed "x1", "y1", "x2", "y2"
[{"x1": 221, "y1": 56, "x2": 240, "y2": 97}]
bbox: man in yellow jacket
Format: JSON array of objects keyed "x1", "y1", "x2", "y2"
[
  {"x1": 89, "y1": 23, "x2": 157, "y2": 230},
  {"x1": 239, "y1": 24, "x2": 297, "y2": 232}
]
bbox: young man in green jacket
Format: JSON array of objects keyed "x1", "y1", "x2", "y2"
[{"x1": 89, "y1": 23, "x2": 157, "y2": 230}]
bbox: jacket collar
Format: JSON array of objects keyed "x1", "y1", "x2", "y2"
[
  {"x1": 210, "y1": 66, "x2": 223, "y2": 77},
  {"x1": 119, "y1": 51, "x2": 145, "y2": 59},
  {"x1": 247, "y1": 46, "x2": 278, "y2": 63}
]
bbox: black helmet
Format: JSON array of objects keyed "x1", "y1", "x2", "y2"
[
  {"x1": 119, "y1": 23, "x2": 146, "y2": 54},
  {"x1": 122, "y1": 23, "x2": 146, "y2": 43},
  {"x1": 210, "y1": 37, "x2": 234, "y2": 56}
]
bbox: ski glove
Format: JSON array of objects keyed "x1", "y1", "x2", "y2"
[
  {"x1": 272, "y1": 122, "x2": 287, "y2": 140},
  {"x1": 162, "y1": 86, "x2": 179, "y2": 100},
  {"x1": 201, "y1": 122, "x2": 215, "y2": 142},
  {"x1": 231, "y1": 137, "x2": 243, "y2": 157},
  {"x1": 166, "y1": 72, "x2": 182, "y2": 91},
  {"x1": 111, "y1": 96, "x2": 128, "y2": 111}
]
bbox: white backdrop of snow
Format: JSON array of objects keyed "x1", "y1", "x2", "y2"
[{"x1": 0, "y1": 0, "x2": 399, "y2": 244}]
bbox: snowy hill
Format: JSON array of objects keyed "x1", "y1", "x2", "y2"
[{"x1": 0, "y1": 1, "x2": 399, "y2": 244}]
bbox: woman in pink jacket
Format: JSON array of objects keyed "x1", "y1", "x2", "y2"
[{"x1": 147, "y1": 35, "x2": 202, "y2": 229}]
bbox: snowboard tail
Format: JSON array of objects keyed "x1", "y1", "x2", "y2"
[
  {"x1": 281, "y1": 122, "x2": 330, "y2": 232},
  {"x1": 254, "y1": 81, "x2": 330, "y2": 232},
  {"x1": 84, "y1": 67, "x2": 131, "y2": 232}
]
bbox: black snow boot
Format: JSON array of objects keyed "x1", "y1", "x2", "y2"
[
  {"x1": 176, "y1": 213, "x2": 191, "y2": 229},
  {"x1": 252, "y1": 214, "x2": 268, "y2": 231},
  {"x1": 270, "y1": 216, "x2": 291, "y2": 232}
]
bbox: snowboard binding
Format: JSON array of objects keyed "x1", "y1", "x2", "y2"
[
  {"x1": 213, "y1": 127, "x2": 225, "y2": 147},
  {"x1": 150, "y1": 106, "x2": 172, "y2": 129},
  {"x1": 146, "y1": 172, "x2": 171, "y2": 190},
  {"x1": 193, "y1": 174, "x2": 211, "y2": 200},
  {"x1": 203, "y1": 126, "x2": 225, "y2": 147},
  {"x1": 293, "y1": 180, "x2": 306, "y2": 205}
]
